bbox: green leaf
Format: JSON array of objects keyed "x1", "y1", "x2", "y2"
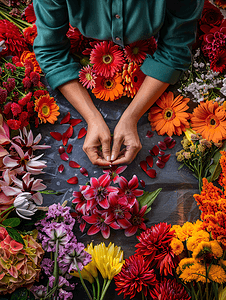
[
  {"x1": 10, "y1": 288, "x2": 35, "y2": 300},
  {"x1": 2, "y1": 217, "x2": 20, "y2": 227},
  {"x1": 6, "y1": 227, "x2": 24, "y2": 246},
  {"x1": 206, "y1": 141, "x2": 226, "y2": 182},
  {"x1": 40, "y1": 189, "x2": 63, "y2": 195},
  {"x1": 137, "y1": 188, "x2": 162, "y2": 214},
  {"x1": 178, "y1": 164, "x2": 184, "y2": 171}
]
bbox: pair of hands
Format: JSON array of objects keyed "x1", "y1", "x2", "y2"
[{"x1": 83, "y1": 116, "x2": 142, "y2": 166}]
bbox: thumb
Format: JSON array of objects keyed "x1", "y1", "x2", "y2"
[
  {"x1": 111, "y1": 137, "x2": 123, "y2": 161},
  {"x1": 101, "y1": 137, "x2": 111, "y2": 161}
]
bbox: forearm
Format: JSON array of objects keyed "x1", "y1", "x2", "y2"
[
  {"x1": 121, "y1": 76, "x2": 169, "y2": 122},
  {"x1": 58, "y1": 79, "x2": 103, "y2": 123}
]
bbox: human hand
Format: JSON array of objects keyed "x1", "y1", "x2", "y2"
[
  {"x1": 83, "y1": 117, "x2": 112, "y2": 166},
  {"x1": 111, "y1": 117, "x2": 142, "y2": 165}
]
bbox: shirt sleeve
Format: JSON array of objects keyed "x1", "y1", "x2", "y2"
[
  {"x1": 33, "y1": 0, "x2": 81, "y2": 90},
  {"x1": 140, "y1": 0, "x2": 204, "y2": 85}
]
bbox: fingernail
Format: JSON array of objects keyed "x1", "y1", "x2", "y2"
[
  {"x1": 111, "y1": 155, "x2": 115, "y2": 161},
  {"x1": 107, "y1": 156, "x2": 110, "y2": 161}
]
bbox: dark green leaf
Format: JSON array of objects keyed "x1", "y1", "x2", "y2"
[
  {"x1": 6, "y1": 227, "x2": 24, "y2": 246},
  {"x1": 40, "y1": 189, "x2": 63, "y2": 195},
  {"x1": 137, "y1": 188, "x2": 162, "y2": 214},
  {"x1": 2, "y1": 217, "x2": 20, "y2": 227},
  {"x1": 10, "y1": 288, "x2": 35, "y2": 300},
  {"x1": 178, "y1": 164, "x2": 184, "y2": 170},
  {"x1": 207, "y1": 141, "x2": 226, "y2": 182}
]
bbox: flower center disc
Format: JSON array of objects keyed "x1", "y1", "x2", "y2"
[
  {"x1": 104, "y1": 79, "x2": 114, "y2": 90},
  {"x1": 163, "y1": 108, "x2": 175, "y2": 121},
  {"x1": 132, "y1": 47, "x2": 139, "y2": 55},
  {"x1": 85, "y1": 73, "x2": 93, "y2": 81},
  {"x1": 206, "y1": 114, "x2": 219, "y2": 128},
  {"x1": 42, "y1": 105, "x2": 50, "y2": 117},
  {"x1": 103, "y1": 54, "x2": 113, "y2": 64}
]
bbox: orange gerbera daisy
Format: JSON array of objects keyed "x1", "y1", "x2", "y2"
[
  {"x1": 148, "y1": 91, "x2": 190, "y2": 136},
  {"x1": 92, "y1": 73, "x2": 123, "y2": 101},
  {"x1": 122, "y1": 62, "x2": 146, "y2": 98},
  {"x1": 20, "y1": 51, "x2": 42, "y2": 73},
  {"x1": 35, "y1": 94, "x2": 60, "y2": 124},
  {"x1": 190, "y1": 100, "x2": 226, "y2": 143}
]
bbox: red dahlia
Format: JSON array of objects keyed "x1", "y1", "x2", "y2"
[
  {"x1": 24, "y1": 3, "x2": 36, "y2": 24},
  {"x1": 150, "y1": 278, "x2": 191, "y2": 300},
  {"x1": 114, "y1": 254, "x2": 157, "y2": 299}
]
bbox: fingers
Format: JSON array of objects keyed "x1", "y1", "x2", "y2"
[
  {"x1": 112, "y1": 144, "x2": 141, "y2": 165},
  {"x1": 111, "y1": 136, "x2": 124, "y2": 162},
  {"x1": 100, "y1": 136, "x2": 111, "y2": 162},
  {"x1": 83, "y1": 145, "x2": 111, "y2": 166}
]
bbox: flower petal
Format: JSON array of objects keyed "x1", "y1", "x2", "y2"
[
  {"x1": 60, "y1": 153, "x2": 69, "y2": 161},
  {"x1": 146, "y1": 130, "x2": 154, "y2": 138},
  {"x1": 64, "y1": 125, "x2": 73, "y2": 138},
  {"x1": 158, "y1": 141, "x2": 167, "y2": 150},
  {"x1": 146, "y1": 169, "x2": 157, "y2": 178},
  {"x1": 70, "y1": 118, "x2": 82, "y2": 126},
  {"x1": 140, "y1": 179, "x2": 145, "y2": 188},
  {"x1": 69, "y1": 161, "x2": 81, "y2": 168},
  {"x1": 124, "y1": 225, "x2": 138, "y2": 237},
  {"x1": 158, "y1": 154, "x2": 171, "y2": 163},
  {"x1": 67, "y1": 176, "x2": 78, "y2": 184},
  {"x1": 58, "y1": 164, "x2": 64, "y2": 173},
  {"x1": 60, "y1": 112, "x2": 71, "y2": 124},
  {"x1": 78, "y1": 128, "x2": 87, "y2": 139},
  {"x1": 58, "y1": 146, "x2": 65, "y2": 154},
  {"x1": 66, "y1": 144, "x2": 73, "y2": 153},
  {"x1": 80, "y1": 167, "x2": 88, "y2": 177},
  {"x1": 146, "y1": 156, "x2": 153, "y2": 168},
  {"x1": 149, "y1": 145, "x2": 159, "y2": 156},
  {"x1": 140, "y1": 160, "x2": 147, "y2": 172},
  {"x1": 156, "y1": 160, "x2": 165, "y2": 169},
  {"x1": 50, "y1": 132, "x2": 62, "y2": 141}
]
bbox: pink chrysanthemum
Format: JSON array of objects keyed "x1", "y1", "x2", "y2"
[
  {"x1": 79, "y1": 65, "x2": 97, "y2": 89},
  {"x1": 90, "y1": 41, "x2": 125, "y2": 78}
]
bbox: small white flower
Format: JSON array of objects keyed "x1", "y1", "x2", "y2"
[{"x1": 14, "y1": 192, "x2": 37, "y2": 220}]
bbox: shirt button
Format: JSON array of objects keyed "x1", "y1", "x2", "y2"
[
  {"x1": 115, "y1": 14, "x2": 120, "y2": 19},
  {"x1": 115, "y1": 37, "x2": 121, "y2": 41}
]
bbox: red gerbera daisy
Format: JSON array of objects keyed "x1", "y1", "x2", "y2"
[
  {"x1": 124, "y1": 40, "x2": 149, "y2": 64},
  {"x1": 114, "y1": 254, "x2": 157, "y2": 299},
  {"x1": 90, "y1": 41, "x2": 125, "y2": 77},
  {"x1": 151, "y1": 278, "x2": 191, "y2": 300},
  {"x1": 0, "y1": 19, "x2": 28, "y2": 58},
  {"x1": 24, "y1": 3, "x2": 36, "y2": 24}
]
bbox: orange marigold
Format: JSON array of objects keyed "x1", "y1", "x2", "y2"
[
  {"x1": 20, "y1": 51, "x2": 42, "y2": 73},
  {"x1": 35, "y1": 94, "x2": 60, "y2": 124},
  {"x1": 122, "y1": 62, "x2": 145, "y2": 98},
  {"x1": 190, "y1": 100, "x2": 226, "y2": 143},
  {"x1": 92, "y1": 73, "x2": 123, "y2": 101},
  {"x1": 148, "y1": 91, "x2": 190, "y2": 137}
]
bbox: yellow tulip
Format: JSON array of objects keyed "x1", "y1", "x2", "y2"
[
  {"x1": 70, "y1": 268, "x2": 94, "y2": 284},
  {"x1": 90, "y1": 242, "x2": 124, "y2": 280}
]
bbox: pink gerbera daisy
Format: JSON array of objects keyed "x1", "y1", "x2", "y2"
[
  {"x1": 79, "y1": 65, "x2": 97, "y2": 89},
  {"x1": 90, "y1": 41, "x2": 125, "y2": 78}
]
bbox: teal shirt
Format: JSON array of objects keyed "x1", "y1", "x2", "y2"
[{"x1": 33, "y1": 0, "x2": 204, "y2": 90}]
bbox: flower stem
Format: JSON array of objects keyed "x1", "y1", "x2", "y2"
[
  {"x1": 95, "y1": 276, "x2": 100, "y2": 300},
  {"x1": 101, "y1": 278, "x2": 107, "y2": 296},
  {"x1": 52, "y1": 240, "x2": 59, "y2": 291},
  {"x1": 92, "y1": 283, "x2": 96, "y2": 300},
  {"x1": 75, "y1": 262, "x2": 93, "y2": 300},
  {"x1": 141, "y1": 291, "x2": 145, "y2": 300},
  {"x1": 100, "y1": 279, "x2": 111, "y2": 300}
]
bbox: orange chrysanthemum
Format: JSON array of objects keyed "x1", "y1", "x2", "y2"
[
  {"x1": 122, "y1": 62, "x2": 146, "y2": 98},
  {"x1": 20, "y1": 51, "x2": 42, "y2": 73},
  {"x1": 148, "y1": 91, "x2": 190, "y2": 136},
  {"x1": 34, "y1": 94, "x2": 60, "y2": 124},
  {"x1": 92, "y1": 73, "x2": 123, "y2": 101},
  {"x1": 23, "y1": 24, "x2": 37, "y2": 46},
  {"x1": 190, "y1": 100, "x2": 226, "y2": 143}
]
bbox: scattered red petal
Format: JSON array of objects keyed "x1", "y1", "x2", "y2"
[
  {"x1": 60, "y1": 153, "x2": 69, "y2": 161},
  {"x1": 69, "y1": 161, "x2": 81, "y2": 168},
  {"x1": 58, "y1": 146, "x2": 65, "y2": 154},
  {"x1": 146, "y1": 169, "x2": 157, "y2": 178},
  {"x1": 67, "y1": 176, "x2": 78, "y2": 184},
  {"x1": 80, "y1": 167, "x2": 88, "y2": 177},
  {"x1": 78, "y1": 127, "x2": 87, "y2": 139},
  {"x1": 158, "y1": 141, "x2": 167, "y2": 150},
  {"x1": 164, "y1": 137, "x2": 173, "y2": 146},
  {"x1": 140, "y1": 160, "x2": 147, "y2": 172},
  {"x1": 60, "y1": 112, "x2": 71, "y2": 124},
  {"x1": 167, "y1": 139, "x2": 176, "y2": 149},
  {"x1": 149, "y1": 145, "x2": 159, "y2": 156},
  {"x1": 159, "y1": 150, "x2": 165, "y2": 156},
  {"x1": 58, "y1": 164, "x2": 64, "y2": 173},
  {"x1": 62, "y1": 134, "x2": 69, "y2": 146},
  {"x1": 146, "y1": 130, "x2": 154, "y2": 138},
  {"x1": 64, "y1": 125, "x2": 73, "y2": 138},
  {"x1": 67, "y1": 144, "x2": 73, "y2": 153},
  {"x1": 50, "y1": 132, "x2": 62, "y2": 141},
  {"x1": 140, "y1": 179, "x2": 145, "y2": 188},
  {"x1": 70, "y1": 118, "x2": 82, "y2": 126},
  {"x1": 156, "y1": 160, "x2": 165, "y2": 169},
  {"x1": 146, "y1": 156, "x2": 153, "y2": 168},
  {"x1": 158, "y1": 154, "x2": 171, "y2": 163}
]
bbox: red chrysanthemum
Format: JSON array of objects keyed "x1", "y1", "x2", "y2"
[
  {"x1": 23, "y1": 24, "x2": 37, "y2": 46},
  {"x1": 0, "y1": 19, "x2": 28, "y2": 58},
  {"x1": 122, "y1": 62, "x2": 146, "y2": 98},
  {"x1": 150, "y1": 278, "x2": 191, "y2": 300},
  {"x1": 90, "y1": 41, "x2": 125, "y2": 77},
  {"x1": 135, "y1": 222, "x2": 175, "y2": 265},
  {"x1": 114, "y1": 255, "x2": 157, "y2": 299},
  {"x1": 24, "y1": 3, "x2": 36, "y2": 24},
  {"x1": 66, "y1": 25, "x2": 90, "y2": 54},
  {"x1": 7, "y1": 119, "x2": 21, "y2": 130},
  {"x1": 11, "y1": 102, "x2": 22, "y2": 117},
  {"x1": 210, "y1": 49, "x2": 226, "y2": 73}
]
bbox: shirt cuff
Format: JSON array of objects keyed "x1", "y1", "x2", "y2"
[
  {"x1": 140, "y1": 55, "x2": 183, "y2": 85},
  {"x1": 45, "y1": 63, "x2": 81, "y2": 90}
]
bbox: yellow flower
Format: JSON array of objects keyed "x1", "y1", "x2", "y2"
[
  {"x1": 192, "y1": 241, "x2": 212, "y2": 261},
  {"x1": 170, "y1": 238, "x2": 184, "y2": 255},
  {"x1": 179, "y1": 222, "x2": 195, "y2": 241},
  {"x1": 84, "y1": 243, "x2": 98, "y2": 278},
  {"x1": 178, "y1": 258, "x2": 195, "y2": 273},
  {"x1": 187, "y1": 230, "x2": 210, "y2": 252},
  {"x1": 218, "y1": 285, "x2": 226, "y2": 300},
  {"x1": 91, "y1": 242, "x2": 124, "y2": 280},
  {"x1": 70, "y1": 268, "x2": 94, "y2": 284},
  {"x1": 208, "y1": 265, "x2": 226, "y2": 284},
  {"x1": 210, "y1": 240, "x2": 223, "y2": 259},
  {"x1": 179, "y1": 263, "x2": 206, "y2": 283},
  {"x1": 193, "y1": 219, "x2": 204, "y2": 233},
  {"x1": 185, "y1": 128, "x2": 196, "y2": 142}
]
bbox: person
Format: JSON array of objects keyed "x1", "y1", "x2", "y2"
[{"x1": 33, "y1": 0, "x2": 204, "y2": 166}]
